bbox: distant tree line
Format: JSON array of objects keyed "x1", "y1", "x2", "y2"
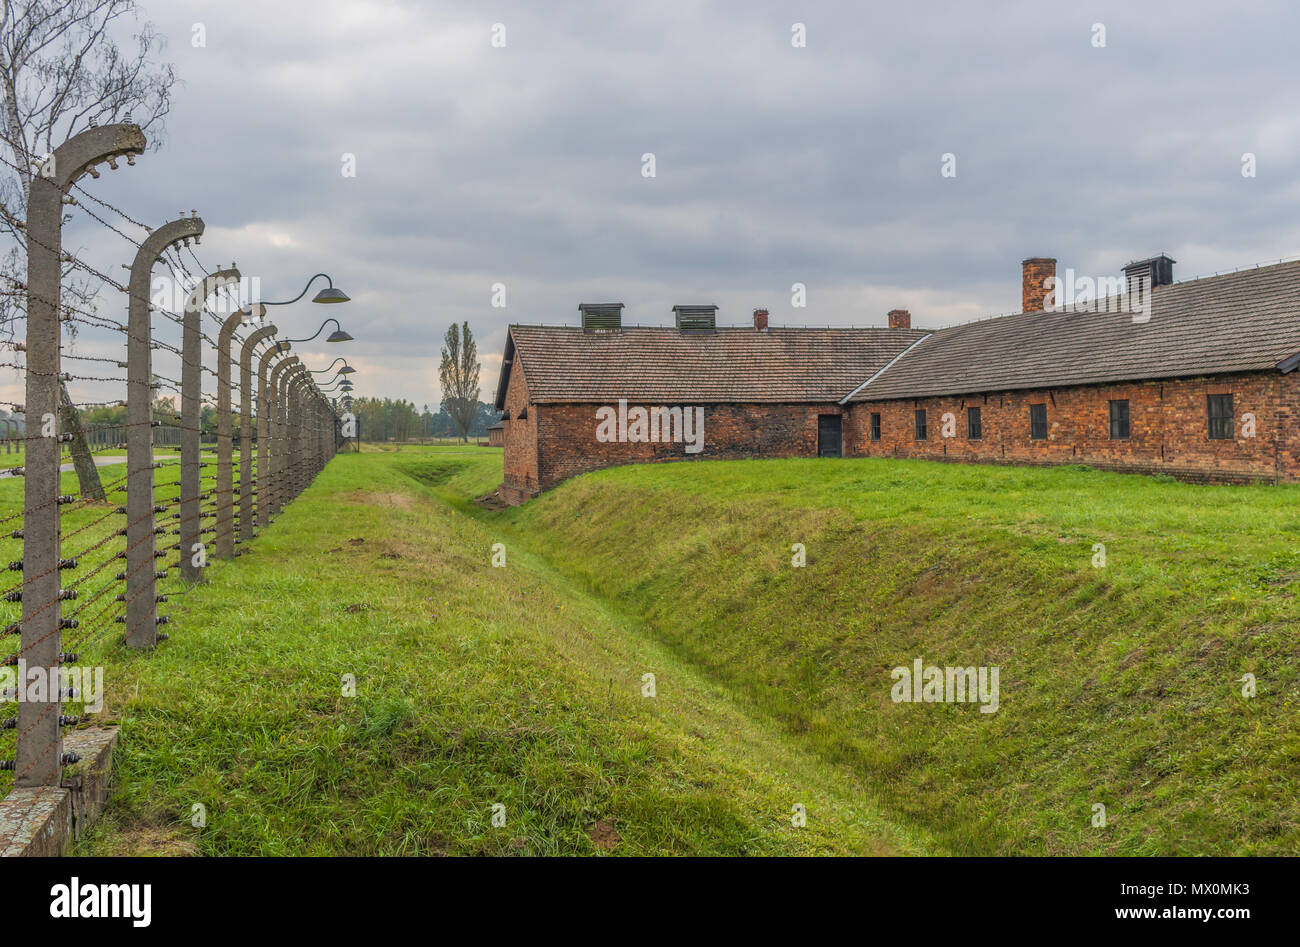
[
  {"x1": 77, "y1": 396, "x2": 216, "y2": 432},
  {"x1": 350, "y1": 397, "x2": 502, "y2": 442}
]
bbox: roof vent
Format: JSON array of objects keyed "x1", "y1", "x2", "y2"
[
  {"x1": 579, "y1": 302, "x2": 623, "y2": 331},
  {"x1": 1122, "y1": 255, "x2": 1176, "y2": 295},
  {"x1": 673, "y1": 305, "x2": 717, "y2": 333}
]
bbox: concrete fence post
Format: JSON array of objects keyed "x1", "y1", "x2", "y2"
[
  {"x1": 291, "y1": 370, "x2": 309, "y2": 501},
  {"x1": 180, "y1": 269, "x2": 239, "y2": 584},
  {"x1": 308, "y1": 384, "x2": 319, "y2": 481},
  {"x1": 214, "y1": 307, "x2": 245, "y2": 560},
  {"x1": 126, "y1": 215, "x2": 205, "y2": 651},
  {"x1": 268, "y1": 356, "x2": 299, "y2": 519},
  {"x1": 239, "y1": 325, "x2": 277, "y2": 546},
  {"x1": 316, "y1": 392, "x2": 326, "y2": 473},
  {"x1": 318, "y1": 394, "x2": 327, "y2": 473},
  {"x1": 288, "y1": 371, "x2": 308, "y2": 502},
  {"x1": 257, "y1": 342, "x2": 286, "y2": 528},
  {"x1": 302, "y1": 376, "x2": 318, "y2": 491},
  {"x1": 17, "y1": 124, "x2": 145, "y2": 787}
]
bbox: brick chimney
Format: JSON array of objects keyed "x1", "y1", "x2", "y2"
[
  {"x1": 753, "y1": 308, "x2": 769, "y2": 331},
  {"x1": 887, "y1": 308, "x2": 911, "y2": 329},
  {"x1": 1021, "y1": 258, "x2": 1056, "y2": 313}
]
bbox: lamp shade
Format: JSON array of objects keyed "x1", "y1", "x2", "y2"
[
  {"x1": 312, "y1": 287, "x2": 350, "y2": 303},
  {"x1": 327, "y1": 329, "x2": 353, "y2": 342}
]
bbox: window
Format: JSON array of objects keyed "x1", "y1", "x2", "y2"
[
  {"x1": 914, "y1": 409, "x2": 927, "y2": 440},
  {"x1": 1207, "y1": 394, "x2": 1233, "y2": 440},
  {"x1": 1029, "y1": 403, "x2": 1047, "y2": 440},
  {"x1": 870, "y1": 412, "x2": 881, "y2": 441},
  {"x1": 967, "y1": 406, "x2": 982, "y2": 440},
  {"x1": 1108, "y1": 399, "x2": 1130, "y2": 440}
]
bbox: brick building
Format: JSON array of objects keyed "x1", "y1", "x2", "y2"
[
  {"x1": 492, "y1": 257, "x2": 1300, "y2": 502},
  {"x1": 492, "y1": 304, "x2": 924, "y2": 503}
]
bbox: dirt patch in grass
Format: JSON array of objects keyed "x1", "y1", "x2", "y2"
[
  {"x1": 114, "y1": 825, "x2": 200, "y2": 856},
  {"x1": 476, "y1": 488, "x2": 510, "y2": 511},
  {"x1": 587, "y1": 820, "x2": 621, "y2": 851},
  {"x1": 358, "y1": 491, "x2": 417, "y2": 511}
]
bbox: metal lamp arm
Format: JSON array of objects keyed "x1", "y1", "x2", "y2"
[
  {"x1": 310, "y1": 357, "x2": 349, "y2": 375},
  {"x1": 263, "y1": 273, "x2": 335, "y2": 307},
  {"x1": 285, "y1": 318, "x2": 342, "y2": 345}
]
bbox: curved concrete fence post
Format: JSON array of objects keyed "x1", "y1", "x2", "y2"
[
  {"x1": 318, "y1": 394, "x2": 327, "y2": 472},
  {"x1": 126, "y1": 214, "x2": 206, "y2": 651},
  {"x1": 290, "y1": 371, "x2": 309, "y2": 503},
  {"x1": 291, "y1": 374, "x2": 308, "y2": 499},
  {"x1": 181, "y1": 268, "x2": 240, "y2": 583},
  {"x1": 239, "y1": 325, "x2": 278, "y2": 546},
  {"x1": 317, "y1": 393, "x2": 327, "y2": 472},
  {"x1": 257, "y1": 342, "x2": 287, "y2": 529},
  {"x1": 214, "y1": 307, "x2": 247, "y2": 560},
  {"x1": 304, "y1": 379, "x2": 320, "y2": 489},
  {"x1": 268, "y1": 356, "x2": 300, "y2": 519},
  {"x1": 288, "y1": 371, "x2": 309, "y2": 502},
  {"x1": 308, "y1": 389, "x2": 321, "y2": 481},
  {"x1": 19, "y1": 122, "x2": 145, "y2": 787}
]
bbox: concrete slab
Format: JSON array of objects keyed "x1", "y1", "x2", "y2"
[
  {"x1": 0, "y1": 726, "x2": 119, "y2": 856},
  {"x1": 0, "y1": 787, "x2": 72, "y2": 857}
]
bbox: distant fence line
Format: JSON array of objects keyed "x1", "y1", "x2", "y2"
[{"x1": 81, "y1": 423, "x2": 222, "y2": 450}]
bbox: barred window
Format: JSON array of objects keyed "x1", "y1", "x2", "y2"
[
  {"x1": 1029, "y1": 403, "x2": 1047, "y2": 440},
  {"x1": 914, "y1": 409, "x2": 927, "y2": 440},
  {"x1": 870, "y1": 412, "x2": 881, "y2": 441},
  {"x1": 967, "y1": 406, "x2": 982, "y2": 440},
  {"x1": 1207, "y1": 394, "x2": 1233, "y2": 440},
  {"x1": 1109, "y1": 399, "x2": 1130, "y2": 440}
]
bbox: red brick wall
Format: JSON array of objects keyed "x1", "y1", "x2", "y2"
[
  {"x1": 500, "y1": 359, "x2": 540, "y2": 504},
  {"x1": 848, "y1": 371, "x2": 1298, "y2": 483},
  {"x1": 533, "y1": 402, "x2": 845, "y2": 491}
]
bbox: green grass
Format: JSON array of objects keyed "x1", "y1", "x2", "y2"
[
  {"x1": 36, "y1": 447, "x2": 923, "y2": 855},
  {"x1": 8, "y1": 446, "x2": 1296, "y2": 854},
  {"x1": 487, "y1": 456, "x2": 1300, "y2": 855}
]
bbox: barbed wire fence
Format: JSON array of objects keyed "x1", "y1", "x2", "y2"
[{"x1": 0, "y1": 123, "x2": 341, "y2": 851}]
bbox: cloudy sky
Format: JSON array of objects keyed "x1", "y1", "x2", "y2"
[{"x1": 15, "y1": 0, "x2": 1300, "y2": 410}]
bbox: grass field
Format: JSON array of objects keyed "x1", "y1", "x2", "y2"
[
  {"x1": 5, "y1": 445, "x2": 1295, "y2": 854},
  {"x1": 49, "y1": 446, "x2": 924, "y2": 855}
]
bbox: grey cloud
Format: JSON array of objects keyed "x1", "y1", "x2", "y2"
[{"x1": 25, "y1": 0, "x2": 1300, "y2": 413}]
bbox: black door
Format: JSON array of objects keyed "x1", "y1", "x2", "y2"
[{"x1": 818, "y1": 414, "x2": 843, "y2": 457}]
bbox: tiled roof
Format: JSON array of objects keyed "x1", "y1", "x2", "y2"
[
  {"x1": 500, "y1": 325, "x2": 927, "y2": 405},
  {"x1": 848, "y1": 260, "x2": 1300, "y2": 402}
]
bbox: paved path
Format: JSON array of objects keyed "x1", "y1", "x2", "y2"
[{"x1": 0, "y1": 453, "x2": 178, "y2": 478}]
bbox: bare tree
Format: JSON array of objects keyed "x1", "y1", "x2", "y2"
[
  {"x1": 0, "y1": 0, "x2": 175, "y2": 498},
  {"x1": 439, "y1": 322, "x2": 480, "y2": 443}
]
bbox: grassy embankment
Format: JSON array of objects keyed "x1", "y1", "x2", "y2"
[
  {"x1": 11, "y1": 444, "x2": 1294, "y2": 854},
  {"x1": 54, "y1": 446, "x2": 920, "y2": 855},
  {"x1": 488, "y1": 454, "x2": 1300, "y2": 855}
]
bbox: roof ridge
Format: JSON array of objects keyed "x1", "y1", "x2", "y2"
[
  {"x1": 929, "y1": 256, "x2": 1300, "y2": 332},
  {"x1": 509, "y1": 323, "x2": 924, "y2": 331}
]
